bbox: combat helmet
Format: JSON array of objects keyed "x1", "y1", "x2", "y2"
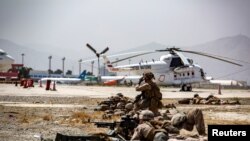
[
  {"x1": 143, "y1": 72, "x2": 155, "y2": 80},
  {"x1": 194, "y1": 94, "x2": 199, "y2": 98},
  {"x1": 125, "y1": 103, "x2": 133, "y2": 111},
  {"x1": 139, "y1": 110, "x2": 154, "y2": 120},
  {"x1": 206, "y1": 94, "x2": 214, "y2": 100},
  {"x1": 116, "y1": 93, "x2": 123, "y2": 97}
]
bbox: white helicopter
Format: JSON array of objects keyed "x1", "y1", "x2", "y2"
[
  {"x1": 103, "y1": 48, "x2": 243, "y2": 91},
  {"x1": 85, "y1": 45, "x2": 242, "y2": 91}
]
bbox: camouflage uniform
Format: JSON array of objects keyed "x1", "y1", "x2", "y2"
[
  {"x1": 96, "y1": 93, "x2": 133, "y2": 118},
  {"x1": 131, "y1": 121, "x2": 155, "y2": 141},
  {"x1": 97, "y1": 93, "x2": 130, "y2": 111},
  {"x1": 133, "y1": 72, "x2": 163, "y2": 115},
  {"x1": 193, "y1": 94, "x2": 240, "y2": 105},
  {"x1": 192, "y1": 94, "x2": 206, "y2": 104},
  {"x1": 133, "y1": 83, "x2": 151, "y2": 111},
  {"x1": 205, "y1": 95, "x2": 221, "y2": 104},
  {"x1": 131, "y1": 110, "x2": 168, "y2": 141},
  {"x1": 171, "y1": 108, "x2": 206, "y2": 135}
]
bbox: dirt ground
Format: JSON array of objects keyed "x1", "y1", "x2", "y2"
[{"x1": 0, "y1": 84, "x2": 250, "y2": 141}]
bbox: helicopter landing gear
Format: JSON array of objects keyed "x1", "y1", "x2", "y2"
[{"x1": 181, "y1": 84, "x2": 192, "y2": 92}]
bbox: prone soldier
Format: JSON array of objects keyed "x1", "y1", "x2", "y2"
[
  {"x1": 192, "y1": 94, "x2": 240, "y2": 105},
  {"x1": 192, "y1": 94, "x2": 206, "y2": 104},
  {"x1": 131, "y1": 110, "x2": 169, "y2": 141},
  {"x1": 163, "y1": 108, "x2": 206, "y2": 136},
  {"x1": 131, "y1": 108, "x2": 206, "y2": 141}
]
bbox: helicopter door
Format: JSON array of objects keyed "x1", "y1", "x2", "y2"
[
  {"x1": 158, "y1": 75, "x2": 165, "y2": 82},
  {"x1": 200, "y1": 69, "x2": 205, "y2": 78}
]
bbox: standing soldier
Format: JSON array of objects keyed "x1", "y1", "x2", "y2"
[{"x1": 133, "y1": 72, "x2": 163, "y2": 116}]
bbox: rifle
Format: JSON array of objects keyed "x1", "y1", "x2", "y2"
[
  {"x1": 94, "y1": 121, "x2": 117, "y2": 130},
  {"x1": 92, "y1": 115, "x2": 138, "y2": 140},
  {"x1": 98, "y1": 100, "x2": 115, "y2": 106},
  {"x1": 119, "y1": 115, "x2": 138, "y2": 139},
  {"x1": 133, "y1": 91, "x2": 145, "y2": 104},
  {"x1": 133, "y1": 76, "x2": 146, "y2": 104},
  {"x1": 138, "y1": 76, "x2": 144, "y2": 85}
]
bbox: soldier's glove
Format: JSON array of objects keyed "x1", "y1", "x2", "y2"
[{"x1": 138, "y1": 77, "x2": 144, "y2": 85}]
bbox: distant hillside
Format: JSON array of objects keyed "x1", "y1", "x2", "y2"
[
  {"x1": 189, "y1": 34, "x2": 250, "y2": 60},
  {"x1": 185, "y1": 34, "x2": 250, "y2": 84}
]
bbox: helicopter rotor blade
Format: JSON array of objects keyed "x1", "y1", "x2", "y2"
[
  {"x1": 81, "y1": 51, "x2": 155, "y2": 63},
  {"x1": 111, "y1": 51, "x2": 155, "y2": 64},
  {"x1": 205, "y1": 54, "x2": 250, "y2": 64},
  {"x1": 156, "y1": 47, "x2": 180, "y2": 52},
  {"x1": 156, "y1": 49, "x2": 170, "y2": 52},
  {"x1": 179, "y1": 50, "x2": 243, "y2": 66},
  {"x1": 100, "y1": 47, "x2": 109, "y2": 55},
  {"x1": 86, "y1": 43, "x2": 97, "y2": 54}
]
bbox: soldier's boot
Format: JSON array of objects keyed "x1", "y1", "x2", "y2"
[
  {"x1": 153, "y1": 131, "x2": 169, "y2": 141},
  {"x1": 164, "y1": 125, "x2": 180, "y2": 134},
  {"x1": 193, "y1": 109, "x2": 206, "y2": 135},
  {"x1": 185, "y1": 108, "x2": 206, "y2": 135}
]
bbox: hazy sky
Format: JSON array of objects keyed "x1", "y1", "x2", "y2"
[
  {"x1": 0, "y1": 0, "x2": 250, "y2": 54},
  {"x1": 0, "y1": 0, "x2": 250, "y2": 76}
]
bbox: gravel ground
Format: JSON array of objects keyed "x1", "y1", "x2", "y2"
[{"x1": 0, "y1": 84, "x2": 250, "y2": 141}]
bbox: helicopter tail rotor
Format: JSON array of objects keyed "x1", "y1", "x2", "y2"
[
  {"x1": 100, "y1": 47, "x2": 109, "y2": 55},
  {"x1": 86, "y1": 43, "x2": 97, "y2": 54}
]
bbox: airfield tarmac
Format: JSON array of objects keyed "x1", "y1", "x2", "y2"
[
  {"x1": 0, "y1": 83, "x2": 250, "y2": 98},
  {"x1": 0, "y1": 84, "x2": 250, "y2": 141}
]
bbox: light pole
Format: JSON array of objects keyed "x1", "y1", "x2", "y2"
[
  {"x1": 48, "y1": 55, "x2": 52, "y2": 77},
  {"x1": 115, "y1": 58, "x2": 119, "y2": 66},
  {"x1": 79, "y1": 59, "x2": 82, "y2": 75},
  {"x1": 62, "y1": 57, "x2": 65, "y2": 77},
  {"x1": 129, "y1": 59, "x2": 131, "y2": 75},
  {"x1": 91, "y1": 61, "x2": 94, "y2": 75},
  {"x1": 21, "y1": 53, "x2": 25, "y2": 65},
  {"x1": 103, "y1": 63, "x2": 106, "y2": 76}
]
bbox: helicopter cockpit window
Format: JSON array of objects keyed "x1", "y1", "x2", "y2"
[
  {"x1": 187, "y1": 59, "x2": 193, "y2": 65},
  {"x1": 170, "y1": 57, "x2": 184, "y2": 67},
  {"x1": 0, "y1": 52, "x2": 6, "y2": 55}
]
